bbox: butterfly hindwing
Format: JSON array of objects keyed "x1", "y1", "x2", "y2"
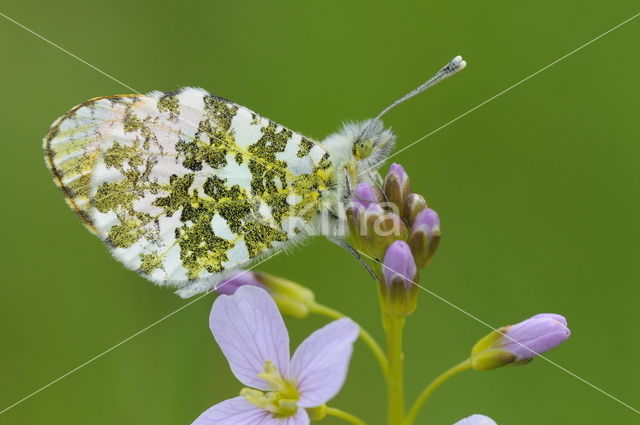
[{"x1": 44, "y1": 88, "x2": 334, "y2": 292}]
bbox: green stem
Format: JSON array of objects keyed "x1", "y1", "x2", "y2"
[
  {"x1": 385, "y1": 314, "x2": 406, "y2": 425},
  {"x1": 309, "y1": 302, "x2": 388, "y2": 376},
  {"x1": 326, "y1": 407, "x2": 369, "y2": 425},
  {"x1": 403, "y1": 358, "x2": 472, "y2": 425}
]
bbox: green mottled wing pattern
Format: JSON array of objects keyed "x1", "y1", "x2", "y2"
[{"x1": 44, "y1": 88, "x2": 335, "y2": 295}]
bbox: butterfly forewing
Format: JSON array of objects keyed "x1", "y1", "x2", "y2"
[{"x1": 44, "y1": 88, "x2": 334, "y2": 292}]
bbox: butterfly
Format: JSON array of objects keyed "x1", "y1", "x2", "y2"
[{"x1": 44, "y1": 56, "x2": 465, "y2": 297}]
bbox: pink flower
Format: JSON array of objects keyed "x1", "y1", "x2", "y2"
[
  {"x1": 192, "y1": 286, "x2": 359, "y2": 425},
  {"x1": 495, "y1": 313, "x2": 570, "y2": 361},
  {"x1": 471, "y1": 313, "x2": 570, "y2": 370}
]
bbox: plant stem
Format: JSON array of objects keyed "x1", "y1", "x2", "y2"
[
  {"x1": 403, "y1": 358, "x2": 472, "y2": 425},
  {"x1": 326, "y1": 407, "x2": 370, "y2": 425},
  {"x1": 385, "y1": 314, "x2": 406, "y2": 425},
  {"x1": 309, "y1": 301, "x2": 388, "y2": 376}
]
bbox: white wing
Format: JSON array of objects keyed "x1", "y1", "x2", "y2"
[{"x1": 44, "y1": 88, "x2": 334, "y2": 296}]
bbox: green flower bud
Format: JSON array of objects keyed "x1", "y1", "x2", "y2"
[
  {"x1": 404, "y1": 193, "x2": 429, "y2": 224},
  {"x1": 345, "y1": 205, "x2": 370, "y2": 254},
  {"x1": 470, "y1": 328, "x2": 520, "y2": 370},
  {"x1": 253, "y1": 272, "x2": 316, "y2": 318},
  {"x1": 365, "y1": 211, "x2": 409, "y2": 261},
  {"x1": 306, "y1": 404, "x2": 328, "y2": 420}
]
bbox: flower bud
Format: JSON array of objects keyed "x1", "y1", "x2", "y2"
[
  {"x1": 346, "y1": 205, "x2": 366, "y2": 250},
  {"x1": 306, "y1": 405, "x2": 328, "y2": 420},
  {"x1": 382, "y1": 240, "x2": 417, "y2": 288},
  {"x1": 352, "y1": 182, "x2": 383, "y2": 209},
  {"x1": 383, "y1": 163, "x2": 411, "y2": 217},
  {"x1": 380, "y1": 241, "x2": 419, "y2": 316},
  {"x1": 364, "y1": 210, "x2": 409, "y2": 261},
  {"x1": 408, "y1": 208, "x2": 441, "y2": 268},
  {"x1": 216, "y1": 271, "x2": 315, "y2": 318},
  {"x1": 404, "y1": 193, "x2": 429, "y2": 224},
  {"x1": 360, "y1": 203, "x2": 385, "y2": 245},
  {"x1": 470, "y1": 313, "x2": 570, "y2": 371},
  {"x1": 256, "y1": 272, "x2": 316, "y2": 319}
]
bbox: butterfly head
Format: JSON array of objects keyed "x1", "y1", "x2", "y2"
[
  {"x1": 321, "y1": 119, "x2": 396, "y2": 179},
  {"x1": 351, "y1": 119, "x2": 396, "y2": 173}
]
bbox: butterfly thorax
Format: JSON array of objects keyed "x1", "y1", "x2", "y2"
[{"x1": 303, "y1": 120, "x2": 396, "y2": 238}]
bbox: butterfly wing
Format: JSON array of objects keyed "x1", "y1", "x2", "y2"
[{"x1": 44, "y1": 88, "x2": 334, "y2": 295}]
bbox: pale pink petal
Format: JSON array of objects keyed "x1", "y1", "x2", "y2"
[
  {"x1": 210, "y1": 286, "x2": 290, "y2": 390},
  {"x1": 453, "y1": 414, "x2": 497, "y2": 425},
  {"x1": 289, "y1": 318, "x2": 359, "y2": 407},
  {"x1": 191, "y1": 397, "x2": 271, "y2": 425},
  {"x1": 191, "y1": 397, "x2": 309, "y2": 425}
]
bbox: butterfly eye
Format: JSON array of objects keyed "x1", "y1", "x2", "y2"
[{"x1": 353, "y1": 139, "x2": 374, "y2": 160}]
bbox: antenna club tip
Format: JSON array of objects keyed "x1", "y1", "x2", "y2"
[
  {"x1": 453, "y1": 55, "x2": 467, "y2": 69},
  {"x1": 372, "y1": 54, "x2": 467, "y2": 120}
]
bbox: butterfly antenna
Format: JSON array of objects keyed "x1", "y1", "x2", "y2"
[{"x1": 373, "y1": 55, "x2": 467, "y2": 122}]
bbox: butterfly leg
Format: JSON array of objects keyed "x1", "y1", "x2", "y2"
[{"x1": 329, "y1": 238, "x2": 378, "y2": 281}]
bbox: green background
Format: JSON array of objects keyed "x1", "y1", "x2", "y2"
[{"x1": 0, "y1": 1, "x2": 638, "y2": 424}]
